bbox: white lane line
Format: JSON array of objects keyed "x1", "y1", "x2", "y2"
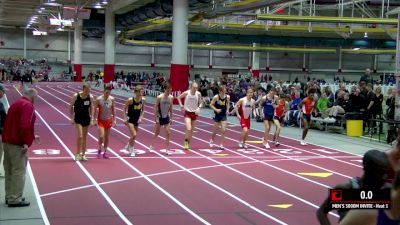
[
  {"x1": 46, "y1": 86, "x2": 288, "y2": 224},
  {"x1": 39, "y1": 154, "x2": 341, "y2": 198},
  {"x1": 6, "y1": 90, "x2": 51, "y2": 225},
  {"x1": 77, "y1": 85, "x2": 353, "y2": 180},
  {"x1": 14, "y1": 87, "x2": 133, "y2": 225},
  {"x1": 54, "y1": 86, "x2": 339, "y2": 219},
  {"x1": 82, "y1": 85, "x2": 370, "y2": 160},
  {"x1": 37, "y1": 87, "x2": 211, "y2": 225},
  {"x1": 84, "y1": 86, "x2": 363, "y2": 169}
]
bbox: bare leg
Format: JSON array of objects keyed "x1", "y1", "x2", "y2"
[
  {"x1": 263, "y1": 120, "x2": 271, "y2": 145},
  {"x1": 220, "y1": 121, "x2": 227, "y2": 146},
  {"x1": 81, "y1": 126, "x2": 89, "y2": 155},
  {"x1": 75, "y1": 124, "x2": 83, "y2": 155}
]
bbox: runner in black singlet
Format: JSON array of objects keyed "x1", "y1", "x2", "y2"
[
  {"x1": 70, "y1": 83, "x2": 93, "y2": 161},
  {"x1": 123, "y1": 85, "x2": 145, "y2": 157},
  {"x1": 209, "y1": 85, "x2": 230, "y2": 150}
]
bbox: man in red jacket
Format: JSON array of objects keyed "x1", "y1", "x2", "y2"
[{"x1": 3, "y1": 88, "x2": 40, "y2": 207}]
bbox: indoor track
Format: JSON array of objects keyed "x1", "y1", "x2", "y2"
[{"x1": 7, "y1": 82, "x2": 364, "y2": 225}]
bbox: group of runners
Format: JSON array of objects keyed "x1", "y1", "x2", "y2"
[{"x1": 69, "y1": 81, "x2": 319, "y2": 160}]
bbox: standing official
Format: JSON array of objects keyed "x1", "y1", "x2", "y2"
[{"x1": 3, "y1": 88, "x2": 39, "y2": 207}]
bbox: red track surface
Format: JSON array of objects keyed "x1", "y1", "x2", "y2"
[{"x1": 7, "y1": 83, "x2": 365, "y2": 225}]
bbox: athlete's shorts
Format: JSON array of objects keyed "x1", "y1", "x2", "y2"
[
  {"x1": 240, "y1": 117, "x2": 251, "y2": 129},
  {"x1": 303, "y1": 114, "x2": 311, "y2": 122},
  {"x1": 98, "y1": 119, "x2": 113, "y2": 129},
  {"x1": 274, "y1": 116, "x2": 284, "y2": 123},
  {"x1": 264, "y1": 114, "x2": 274, "y2": 121},
  {"x1": 74, "y1": 117, "x2": 90, "y2": 127},
  {"x1": 184, "y1": 111, "x2": 197, "y2": 120},
  {"x1": 127, "y1": 119, "x2": 139, "y2": 127},
  {"x1": 159, "y1": 116, "x2": 170, "y2": 126},
  {"x1": 213, "y1": 114, "x2": 227, "y2": 122}
]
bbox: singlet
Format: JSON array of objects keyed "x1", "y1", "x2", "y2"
[
  {"x1": 377, "y1": 209, "x2": 400, "y2": 225},
  {"x1": 214, "y1": 94, "x2": 228, "y2": 115},
  {"x1": 158, "y1": 94, "x2": 172, "y2": 118},
  {"x1": 127, "y1": 97, "x2": 143, "y2": 122},
  {"x1": 98, "y1": 96, "x2": 112, "y2": 121},
  {"x1": 302, "y1": 97, "x2": 315, "y2": 115},
  {"x1": 275, "y1": 100, "x2": 286, "y2": 118},
  {"x1": 263, "y1": 95, "x2": 275, "y2": 116},
  {"x1": 74, "y1": 92, "x2": 91, "y2": 119},
  {"x1": 239, "y1": 98, "x2": 255, "y2": 119},
  {"x1": 184, "y1": 91, "x2": 201, "y2": 112}
]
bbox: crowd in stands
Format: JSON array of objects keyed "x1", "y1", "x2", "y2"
[
  {"x1": 195, "y1": 69, "x2": 398, "y2": 143},
  {"x1": 0, "y1": 58, "x2": 52, "y2": 82}
]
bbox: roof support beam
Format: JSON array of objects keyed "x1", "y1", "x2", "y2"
[{"x1": 256, "y1": 14, "x2": 398, "y2": 24}]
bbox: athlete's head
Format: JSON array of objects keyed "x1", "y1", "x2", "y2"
[
  {"x1": 191, "y1": 82, "x2": 198, "y2": 93},
  {"x1": 103, "y1": 84, "x2": 112, "y2": 98},
  {"x1": 307, "y1": 88, "x2": 316, "y2": 99},
  {"x1": 134, "y1": 85, "x2": 144, "y2": 97},
  {"x1": 269, "y1": 87, "x2": 277, "y2": 96},
  {"x1": 82, "y1": 82, "x2": 91, "y2": 95},
  {"x1": 246, "y1": 88, "x2": 254, "y2": 99},
  {"x1": 362, "y1": 149, "x2": 392, "y2": 188},
  {"x1": 163, "y1": 83, "x2": 172, "y2": 95},
  {"x1": 23, "y1": 88, "x2": 38, "y2": 103},
  {"x1": 219, "y1": 85, "x2": 227, "y2": 95}
]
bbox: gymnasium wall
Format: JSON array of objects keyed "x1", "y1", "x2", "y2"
[{"x1": 0, "y1": 28, "x2": 395, "y2": 83}]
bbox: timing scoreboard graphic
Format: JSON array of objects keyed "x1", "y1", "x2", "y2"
[{"x1": 329, "y1": 188, "x2": 392, "y2": 210}]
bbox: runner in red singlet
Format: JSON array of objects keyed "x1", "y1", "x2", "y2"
[{"x1": 298, "y1": 88, "x2": 317, "y2": 145}]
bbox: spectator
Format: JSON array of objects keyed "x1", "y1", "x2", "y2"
[
  {"x1": 350, "y1": 86, "x2": 364, "y2": 112},
  {"x1": 360, "y1": 68, "x2": 373, "y2": 85},
  {"x1": 317, "y1": 149, "x2": 393, "y2": 225},
  {"x1": 3, "y1": 88, "x2": 39, "y2": 207},
  {"x1": 316, "y1": 92, "x2": 329, "y2": 116},
  {"x1": 365, "y1": 84, "x2": 376, "y2": 133},
  {"x1": 374, "y1": 86, "x2": 384, "y2": 133},
  {"x1": 0, "y1": 85, "x2": 6, "y2": 177},
  {"x1": 287, "y1": 91, "x2": 302, "y2": 126}
]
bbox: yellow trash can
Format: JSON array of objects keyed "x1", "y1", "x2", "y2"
[{"x1": 346, "y1": 120, "x2": 363, "y2": 137}]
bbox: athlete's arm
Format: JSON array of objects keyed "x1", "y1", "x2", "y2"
[
  {"x1": 210, "y1": 95, "x2": 220, "y2": 113},
  {"x1": 169, "y1": 95, "x2": 174, "y2": 123},
  {"x1": 91, "y1": 97, "x2": 99, "y2": 124},
  {"x1": 235, "y1": 99, "x2": 243, "y2": 119},
  {"x1": 177, "y1": 91, "x2": 188, "y2": 110},
  {"x1": 89, "y1": 94, "x2": 94, "y2": 122},
  {"x1": 69, "y1": 93, "x2": 78, "y2": 123},
  {"x1": 226, "y1": 95, "x2": 231, "y2": 115},
  {"x1": 259, "y1": 96, "x2": 266, "y2": 119},
  {"x1": 123, "y1": 98, "x2": 131, "y2": 123},
  {"x1": 252, "y1": 100, "x2": 257, "y2": 118},
  {"x1": 154, "y1": 95, "x2": 161, "y2": 122},
  {"x1": 198, "y1": 92, "x2": 204, "y2": 109},
  {"x1": 298, "y1": 99, "x2": 306, "y2": 111},
  {"x1": 140, "y1": 98, "x2": 146, "y2": 122},
  {"x1": 111, "y1": 97, "x2": 116, "y2": 125}
]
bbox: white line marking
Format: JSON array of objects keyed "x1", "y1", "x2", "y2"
[
  {"x1": 15, "y1": 87, "x2": 133, "y2": 225},
  {"x1": 58, "y1": 86, "x2": 339, "y2": 218},
  {"x1": 6, "y1": 91, "x2": 50, "y2": 225},
  {"x1": 37, "y1": 87, "x2": 211, "y2": 225},
  {"x1": 85, "y1": 86, "x2": 364, "y2": 169},
  {"x1": 45, "y1": 86, "x2": 288, "y2": 224},
  {"x1": 27, "y1": 163, "x2": 51, "y2": 225}
]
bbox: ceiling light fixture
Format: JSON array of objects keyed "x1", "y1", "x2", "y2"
[
  {"x1": 352, "y1": 47, "x2": 360, "y2": 50},
  {"x1": 244, "y1": 20, "x2": 255, "y2": 26},
  {"x1": 206, "y1": 43, "x2": 212, "y2": 45},
  {"x1": 40, "y1": 7, "x2": 45, "y2": 10},
  {"x1": 102, "y1": 0, "x2": 108, "y2": 4},
  {"x1": 95, "y1": 3, "x2": 102, "y2": 8}
]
